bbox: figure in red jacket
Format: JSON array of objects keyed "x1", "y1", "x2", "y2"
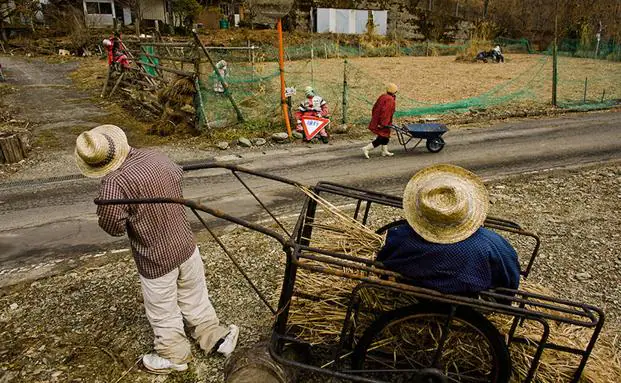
[
  {"x1": 103, "y1": 32, "x2": 130, "y2": 71},
  {"x1": 361, "y1": 83, "x2": 398, "y2": 158}
]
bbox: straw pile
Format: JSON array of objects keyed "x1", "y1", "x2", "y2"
[
  {"x1": 288, "y1": 187, "x2": 385, "y2": 344},
  {"x1": 286, "y1": 188, "x2": 621, "y2": 382},
  {"x1": 488, "y1": 281, "x2": 621, "y2": 383},
  {"x1": 150, "y1": 76, "x2": 198, "y2": 136}
]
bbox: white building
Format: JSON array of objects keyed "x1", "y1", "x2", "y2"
[
  {"x1": 315, "y1": 8, "x2": 388, "y2": 35},
  {"x1": 82, "y1": 0, "x2": 169, "y2": 28}
]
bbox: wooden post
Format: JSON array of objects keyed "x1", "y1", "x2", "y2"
[
  {"x1": 101, "y1": 66, "x2": 112, "y2": 98},
  {"x1": 310, "y1": 41, "x2": 314, "y2": 86},
  {"x1": 583, "y1": 77, "x2": 588, "y2": 103},
  {"x1": 342, "y1": 59, "x2": 348, "y2": 124},
  {"x1": 324, "y1": 43, "x2": 328, "y2": 59},
  {"x1": 0, "y1": 133, "x2": 29, "y2": 164},
  {"x1": 601, "y1": 89, "x2": 606, "y2": 103},
  {"x1": 552, "y1": 15, "x2": 558, "y2": 107},
  {"x1": 251, "y1": 45, "x2": 256, "y2": 81},
  {"x1": 108, "y1": 72, "x2": 126, "y2": 98},
  {"x1": 277, "y1": 19, "x2": 292, "y2": 137},
  {"x1": 194, "y1": 77, "x2": 209, "y2": 132}
]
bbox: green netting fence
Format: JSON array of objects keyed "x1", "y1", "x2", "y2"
[{"x1": 192, "y1": 37, "x2": 620, "y2": 131}]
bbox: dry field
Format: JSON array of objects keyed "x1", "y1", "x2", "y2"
[
  {"x1": 70, "y1": 52, "x2": 621, "y2": 132},
  {"x1": 208, "y1": 53, "x2": 621, "y2": 125},
  {"x1": 1, "y1": 162, "x2": 620, "y2": 383}
]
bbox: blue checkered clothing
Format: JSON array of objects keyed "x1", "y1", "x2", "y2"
[{"x1": 376, "y1": 225, "x2": 520, "y2": 294}]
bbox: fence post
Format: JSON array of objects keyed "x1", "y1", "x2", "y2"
[
  {"x1": 251, "y1": 44, "x2": 256, "y2": 81},
  {"x1": 342, "y1": 59, "x2": 348, "y2": 124},
  {"x1": 324, "y1": 43, "x2": 328, "y2": 59},
  {"x1": 601, "y1": 89, "x2": 606, "y2": 103},
  {"x1": 583, "y1": 77, "x2": 588, "y2": 103},
  {"x1": 194, "y1": 77, "x2": 208, "y2": 132},
  {"x1": 552, "y1": 15, "x2": 558, "y2": 107},
  {"x1": 310, "y1": 41, "x2": 315, "y2": 86}
]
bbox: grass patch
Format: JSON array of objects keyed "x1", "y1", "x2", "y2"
[
  {"x1": 33, "y1": 130, "x2": 62, "y2": 150},
  {"x1": 69, "y1": 57, "x2": 109, "y2": 92}
]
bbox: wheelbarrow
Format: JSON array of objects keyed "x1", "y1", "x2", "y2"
[{"x1": 391, "y1": 123, "x2": 448, "y2": 153}]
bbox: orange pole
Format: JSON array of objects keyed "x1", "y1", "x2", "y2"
[{"x1": 277, "y1": 19, "x2": 292, "y2": 138}]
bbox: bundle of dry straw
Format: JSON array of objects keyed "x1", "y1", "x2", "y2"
[{"x1": 286, "y1": 188, "x2": 621, "y2": 383}]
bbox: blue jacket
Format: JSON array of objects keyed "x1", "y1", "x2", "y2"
[{"x1": 376, "y1": 225, "x2": 520, "y2": 295}]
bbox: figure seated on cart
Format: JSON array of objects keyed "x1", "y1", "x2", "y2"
[{"x1": 377, "y1": 164, "x2": 520, "y2": 296}]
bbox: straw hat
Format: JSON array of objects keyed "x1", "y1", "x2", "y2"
[
  {"x1": 402, "y1": 164, "x2": 489, "y2": 244},
  {"x1": 74, "y1": 125, "x2": 130, "y2": 178},
  {"x1": 386, "y1": 83, "x2": 398, "y2": 94}
]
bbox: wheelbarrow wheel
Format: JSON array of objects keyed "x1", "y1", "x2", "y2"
[
  {"x1": 426, "y1": 137, "x2": 445, "y2": 153},
  {"x1": 351, "y1": 303, "x2": 511, "y2": 383}
]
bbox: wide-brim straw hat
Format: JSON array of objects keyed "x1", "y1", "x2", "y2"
[
  {"x1": 74, "y1": 124, "x2": 130, "y2": 178},
  {"x1": 402, "y1": 164, "x2": 489, "y2": 244}
]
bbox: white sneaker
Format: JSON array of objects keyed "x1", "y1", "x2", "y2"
[
  {"x1": 142, "y1": 353, "x2": 188, "y2": 374},
  {"x1": 217, "y1": 324, "x2": 239, "y2": 357}
]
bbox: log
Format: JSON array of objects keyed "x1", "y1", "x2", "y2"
[
  {"x1": 224, "y1": 341, "x2": 303, "y2": 383},
  {"x1": 0, "y1": 132, "x2": 29, "y2": 164}
]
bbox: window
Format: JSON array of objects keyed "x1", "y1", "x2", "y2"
[
  {"x1": 86, "y1": 2, "x2": 99, "y2": 14},
  {"x1": 99, "y1": 2, "x2": 112, "y2": 14},
  {"x1": 85, "y1": 1, "x2": 113, "y2": 15}
]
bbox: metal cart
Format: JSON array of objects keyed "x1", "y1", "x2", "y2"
[{"x1": 96, "y1": 164, "x2": 604, "y2": 383}]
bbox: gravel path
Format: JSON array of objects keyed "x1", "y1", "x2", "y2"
[{"x1": 1, "y1": 162, "x2": 619, "y2": 383}]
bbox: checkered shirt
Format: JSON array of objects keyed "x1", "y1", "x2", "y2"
[{"x1": 96, "y1": 148, "x2": 195, "y2": 279}]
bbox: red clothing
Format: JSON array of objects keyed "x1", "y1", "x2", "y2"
[{"x1": 368, "y1": 93, "x2": 396, "y2": 138}]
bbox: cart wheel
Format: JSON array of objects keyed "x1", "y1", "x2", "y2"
[
  {"x1": 426, "y1": 137, "x2": 445, "y2": 153},
  {"x1": 351, "y1": 303, "x2": 511, "y2": 383}
]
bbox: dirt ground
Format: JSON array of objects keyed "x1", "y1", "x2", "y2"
[{"x1": 1, "y1": 162, "x2": 619, "y2": 383}]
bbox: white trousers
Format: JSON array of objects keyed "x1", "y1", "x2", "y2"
[{"x1": 139, "y1": 247, "x2": 229, "y2": 363}]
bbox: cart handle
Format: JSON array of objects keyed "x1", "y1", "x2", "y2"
[{"x1": 94, "y1": 197, "x2": 288, "y2": 246}]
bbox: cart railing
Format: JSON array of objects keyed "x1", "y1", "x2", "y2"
[{"x1": 94, "y1": 164, "x2": 604, "y2": 383}]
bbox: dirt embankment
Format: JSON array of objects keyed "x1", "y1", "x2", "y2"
[{"x1": 0, "y1": 162, "x2": 619, "y2": 383}]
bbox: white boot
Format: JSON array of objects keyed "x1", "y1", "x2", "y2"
[
  {"x1": 381, "y1": 145, "x2": 394, "y2": 157},
  {"x1": 361, "y1": 143, "x2": 375, "y2": 159}
]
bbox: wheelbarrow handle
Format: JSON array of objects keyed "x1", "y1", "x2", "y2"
[{"x1": 94, "y1": 197, "x2": 288, "y2": 246}]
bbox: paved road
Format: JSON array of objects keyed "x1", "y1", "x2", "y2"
[
  {"x1": 1, "y1": 111, "x2": 620, "y2": 271},
  {"x1": 0, "y1": 56, "x2": 109, "y2": 131}
]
